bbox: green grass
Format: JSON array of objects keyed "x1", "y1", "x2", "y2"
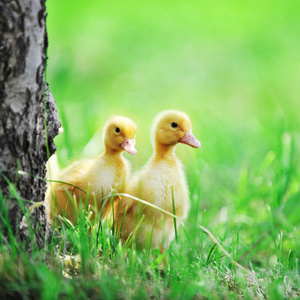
[
  {"x1": 1, "y1": 0, "x2": 300, "y2": 298},
  {"x1": 0, "y1": 183, "x2": 299, "y2": 299}
]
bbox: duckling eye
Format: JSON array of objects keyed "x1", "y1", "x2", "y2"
[
  {"x1": 115, "y1": 127, "x2": 120, "y2": 133},
  {"x1": 171, "y1": 122, "x2": 178, "y2": 128}
]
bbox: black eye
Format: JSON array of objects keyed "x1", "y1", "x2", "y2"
[
  {"x1": 115, "y1": 127, "x2": 120, "y2": 133},
  {"x1": 171, "y1": 122, "x2": 178, "y2": 128}
]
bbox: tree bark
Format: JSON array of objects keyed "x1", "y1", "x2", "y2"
[{"x1": 0, "y1": 0, "x2": 61, "y2": 248}]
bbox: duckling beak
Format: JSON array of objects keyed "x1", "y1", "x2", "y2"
[
  {"x1": 121, "y1": 138, "x2": 137, "y2": 155},
  {"x1": 180, "y1": 131, "x2": 201, "y2": 148}
]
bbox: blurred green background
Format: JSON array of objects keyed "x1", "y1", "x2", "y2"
[{"x1": 47, "y1": 0, "x2": 300, "y2": 266}]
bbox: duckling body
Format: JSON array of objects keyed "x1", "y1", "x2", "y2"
[
  {"x1": 46, "y1": 116, "x2": 137, "y2": 225},
  {"x1": 114, "y1": 110, "x2": 200, "y2": 249}
]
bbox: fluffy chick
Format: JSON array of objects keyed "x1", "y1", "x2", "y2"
[
  {"x1": 45, "y1": 116, "x2": 137, "y2": 225},
  {"x1": 114, "y1": 110, "x2": 200, "y2": 249}
]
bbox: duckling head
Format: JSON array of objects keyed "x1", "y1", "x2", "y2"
[
  {"x1": 153, "y1": 110, "x2": 201, "y2": 153},
  {"x1": 104, "y1": 116, "x2": 137, "y2": 155}
]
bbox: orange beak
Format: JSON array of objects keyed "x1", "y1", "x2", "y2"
[
  {"x1": 121, "y1": 138, "x2": 137, "y2": 155},
  {"x1": 180, "y1": 131, "x2": 201, "y2": 148}
]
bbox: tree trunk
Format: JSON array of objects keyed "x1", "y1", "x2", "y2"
[{"x1": 0, "y1": 0, "x2": 61, "y2": 248}]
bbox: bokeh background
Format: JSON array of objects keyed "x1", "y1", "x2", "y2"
[{"x1": 47, "y1": 0, "x2": 300, "y2": 266}]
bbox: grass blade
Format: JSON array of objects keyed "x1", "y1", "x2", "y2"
[{"x1": 171, "y1": 186, "x2": 178, "y2": 243}]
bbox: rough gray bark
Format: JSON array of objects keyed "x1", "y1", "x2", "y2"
[{"x1": 0, "y1": 0, "x2": 61, "y2": 248}]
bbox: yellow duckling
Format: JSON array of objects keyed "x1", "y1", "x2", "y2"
[
  {"x1": 114, "y1": 110, "x2": 200, "y2": 249},
  {"x1": 46, "y1": 116, "x2": 137, "y2": 225}
]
